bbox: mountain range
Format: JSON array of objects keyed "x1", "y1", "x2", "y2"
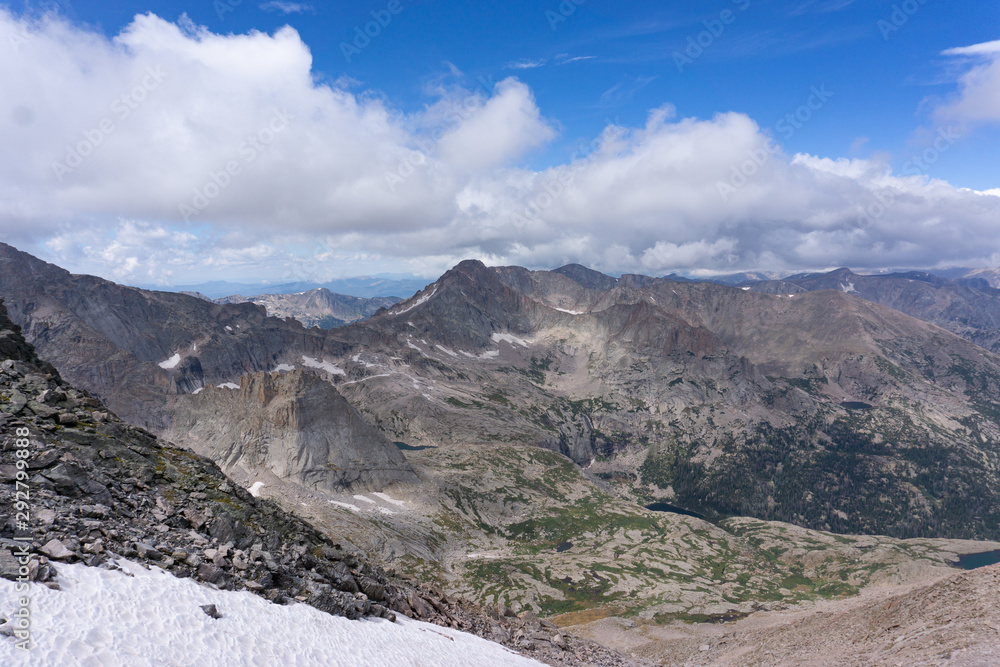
[
  {"x1": 5, "y1": 241, "x2": 1000, "y2": 662},
  {"x1": 0, "y1": 298, "x2": 628, "y2": 666},
  {"x1": 213, "y1": 289, "x2": 401, "y2": 329},
  {"x1": 3, "y1": 243, "x2": 1000, "y2": 543},
  {"x1": 745, "y1": 267, "x2": 1000, "y2": 354},
  {"x1": 155, "y1": 275, "x2": 431, "y2": 300}
]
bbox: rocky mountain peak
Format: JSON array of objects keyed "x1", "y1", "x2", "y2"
[
  {"x1": 552, "y1": 263, "x2": 619, "y2": 290},
  {"x1": 166, "y1": 369, "x2": 419, "y2": 493},
  {"x1": 371, "y1": 258, "x2": 537, "y2": 351}
]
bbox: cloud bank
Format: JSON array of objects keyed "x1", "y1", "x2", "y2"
[{"x1": 1, "y1": 10, "x2": 998, "y2": 283}]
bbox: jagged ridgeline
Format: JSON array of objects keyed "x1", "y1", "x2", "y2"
[
  {"x1": 2, "y1": 242, "x2": 1000, "y2": 541},
  {"x1": 0, "y1": 299, "x2": 633, "y2": 666}
]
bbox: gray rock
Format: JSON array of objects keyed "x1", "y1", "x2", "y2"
[
  {"x1": 79, "y1": 504, "x2": 110, "y2": 519},
  {"x1": 35, "y1": 508, "x2": 57, "y2": 525},
  {"x1": 27, "y1": 401, "x2": 58, "y2": 419},
  {"x1": 0, "y1": 548, "x2": 23, "y2": 580},
  {"x1": 406, "y1": 591, "x2": 435, "y2": 619},
  {"x1": 42, "y1": 462, "x2": 113, "y2": 506},
  {"x1": 1, "y1": 389, "x2": 26, "y2": 415},
  {"x1": 135, "y1": 543, "x2": 163, "y2": 561},
  {"x1": 359, "y1": 577, "x2": 386, "y2": 602},
  {"x1": 165, "y1": 370, "x2": 419, "y2": 493},
  {"x1": 40, "y1": 538, "x2": 74, "y2": 560},
  {"x1": 200, "y1": 604, "x2": 223, "y2": 619},
  {"x1": 196, "y1": 563, "x2": 224, "y2": 584},
  {"x1": 27, "y1": 449, "x2": 60, "y2": 470}
]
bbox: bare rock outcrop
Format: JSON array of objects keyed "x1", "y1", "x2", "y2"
[{"x1": 166, "y1": 370, "x2": 419, "y2": 493}]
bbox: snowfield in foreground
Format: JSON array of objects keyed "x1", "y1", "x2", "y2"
[{"x1": 0, "y1": 560, "x2": 543, "y2": 666}]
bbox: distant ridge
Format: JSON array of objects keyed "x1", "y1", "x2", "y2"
[{"x1": 153, "y1": 276, "x2": 430, "y2": 300}]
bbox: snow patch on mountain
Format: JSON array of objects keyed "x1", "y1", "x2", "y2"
[
  {"x1": 301, "y1": 356, "x2": 346, "y2": 376},
  {"x1": 491, "y1": 333, "x2": 529, "y2": 347},
  {"x1": 373, "y1": 492, "x2": 407, "y2": 507},
  {"x1": 158, "y1": 354, "x2": 181, "y2": 370},
  {"x1": 393, "y1": 286, "x2": 437, "y2": 316},
  {"x1": 0, "y1": 560, "x2": 541, "y2": 666}
]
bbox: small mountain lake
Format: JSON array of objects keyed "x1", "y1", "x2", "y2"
[
  {"x1": 955, "y1": 550, "x2": 1000, "y2": 570},
  {"x1": 394, "y1": 441, "x2": 436, "y2": 452},
  {"x1": 645, "y1": 503, "x2": 706, "y2": 520},
  {"x1": 841, "y1": 401, "x2": 874, "y2": 411}
]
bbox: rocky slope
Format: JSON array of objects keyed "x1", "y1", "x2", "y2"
[
  {"x1": 746, "y1": 267, "x2": 1000, "y2": 354},
  {"x1": 570, "y1": 562, "x2": 1000, "y2": 666},
  {"x1": 0, "y1": 300, "x2": 635, "y2": 666},
  {"x1": 0, "y1": 242, "x2": 330, "y2": 432},
  {"x1": 963, "y1": 267, "x2": 1000, "y2": 289},
  {"x1": 165, "y1": 369, "x2": 419, "y2": 492},
  {"x1": 215, "y1": 289, "x2": 401, "y2": 329}
]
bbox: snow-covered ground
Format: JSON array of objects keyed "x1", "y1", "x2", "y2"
[
  {"x1": 491, "y1": 333, "x2": 529, "y2": 347},
  {"x1": 157, "y1": 353, "x2": 181, "y2": 370},
  {"x1": 301, "y1": 356, "x2": 346, "y2": 376},
  {"x1": 0, "y1": 560, "x2": 543, "y2": 666},
  {"x1": 392, "y1": 286, "x2": 437, "y2": 316}
]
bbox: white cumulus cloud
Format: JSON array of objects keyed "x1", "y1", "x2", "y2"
[
  {"x1": 935, "y1": 38, "x2": 1000, "y2": 126},
  {"x1": 0, "y1": 10, "x2": 998, "y2": 285}
]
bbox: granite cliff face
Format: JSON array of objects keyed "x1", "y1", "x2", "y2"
[{"x1": 166, "y1": 370, "x2": 419, "y2": 492}]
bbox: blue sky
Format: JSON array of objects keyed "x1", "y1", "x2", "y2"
[
  {"x1": 0, "y1": 0, "x2": 998, "y2": 283},
  {"x1": 54, "y1": 0, "x2": 999, "y2": 186}
]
